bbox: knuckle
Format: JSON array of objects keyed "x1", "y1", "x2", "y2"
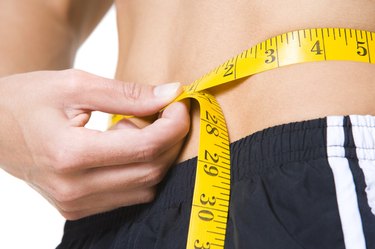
[
  {"x1": 134, "y1": 136, "x2": 163, "y2": 162},
  {"x1": 47, "y1": 170, "x2": 88, "y2": 211},
  {"x1": 139, "y1": 166, "x2": 166, "y2": 187},
  {"x1": 142, "y1": 145, "x2": 159, "y2": 161},
  {"x1": 62, "y1": 69, "x2": 86, "y2": 93},
  {"x1": 52, "y1": 182, "x2": 82, "y2": 205},
  {"x1": 47, "y1": 139, "x2": 83, "y2": 174},
  {"x1": 121, "y1": 82, "x2": 142, "y2": 103},
  {"x1": 181, "y1": 115, "x2": 191, "y2": 135},
  {"x1": 60, "y1": 210, "x2": 82, "y2": 221},
  {"x1": 139, "y1": 189, "x2": 157, "y2": 204},
  {"x1": 50, "y1": 149, "x2": 79, "y2": 174},
  {"x1": 65, "y1": 68, "x2": 86, "y2": 79}
]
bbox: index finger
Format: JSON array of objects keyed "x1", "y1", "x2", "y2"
[
  {"x1": 65, "y1": 70, "x2": 182, "y2": 117},
  {"x1": 64, "y1": 102, "x2": 190, "y2": 170}
]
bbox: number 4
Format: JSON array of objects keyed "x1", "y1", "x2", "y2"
[{"x1": 311, "y1": 40, "x2": 323, "y2": 55}]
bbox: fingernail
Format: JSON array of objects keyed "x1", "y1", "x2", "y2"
[{"x1": 153, "y1": 82, "x2": 181, "y2": 98}]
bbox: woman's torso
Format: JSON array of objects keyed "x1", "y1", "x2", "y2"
[{"x1": 114, "y1": 0, "x2": 375, "y2": 162}]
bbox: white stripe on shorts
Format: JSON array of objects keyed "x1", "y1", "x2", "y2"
[
  {"x1": 350, "y1": 115, "x2": 375, "y2": 216},
  {"x1": 326, "y1": 116, "x2": 366, "y2": 249}
]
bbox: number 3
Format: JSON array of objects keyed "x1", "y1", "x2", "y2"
[{"x1": 265, "y1": 49, "x2": 276, "y2": 64}]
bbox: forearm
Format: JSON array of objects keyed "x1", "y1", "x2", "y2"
[{"x1": 0, "y1": 0, "x2": 113, "y2": 76}]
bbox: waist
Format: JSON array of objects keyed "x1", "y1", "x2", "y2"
[
  {"x1": 175, "y1": 60, "x2": 375, "y2": 162},
  {"x1": 115, "y1": 27, "x2": 375, "y2": 162}
]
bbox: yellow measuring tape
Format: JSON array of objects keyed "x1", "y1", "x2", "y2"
[{"x1": 111, "y1": 28, "x2": 375, "y2": 249}]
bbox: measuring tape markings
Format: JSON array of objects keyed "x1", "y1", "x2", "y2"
[
  {"x1": 177, "y1": 28, "x2": 374, "y2": 99},
  {"x1": 184, "y1": 91, "x2": 230, "y2": 249},
  {"x1": 111, "y1": 28, "x2": 375, "y2": 249}
]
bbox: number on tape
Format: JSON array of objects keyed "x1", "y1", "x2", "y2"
[{"x1": 110, "y1": 28, "x2": 375, "y2": 249}]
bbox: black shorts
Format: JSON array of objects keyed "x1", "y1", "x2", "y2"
[{"x1": 57, "y1": 115, "x2": 375, "y2": 249}]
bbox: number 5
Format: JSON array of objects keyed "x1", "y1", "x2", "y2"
[{"x1": 357, "y1": 41, "x2": 368, "y2": 56}]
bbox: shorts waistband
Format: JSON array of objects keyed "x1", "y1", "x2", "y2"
[{"x1": 62, "y1": 114, "x2": 375, "y2": 237}]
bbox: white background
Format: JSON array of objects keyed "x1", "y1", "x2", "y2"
[{"x1": 0, "y1": 7, "x2": 118, "y2": 249}]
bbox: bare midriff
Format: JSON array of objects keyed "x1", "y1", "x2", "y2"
[{"x1": 114, "y1": 0, "x2": 375, "y2": 163}]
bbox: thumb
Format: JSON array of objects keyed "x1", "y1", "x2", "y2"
[
  {"x1": 77, "y1": 72, "x2": 182, "y2": 116},
  {"x1": 117, "y1": 81, "x2": 183, "y2": 116}
]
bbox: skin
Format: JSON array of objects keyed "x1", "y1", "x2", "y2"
[
  {"x1": 1, "y1": 0, "x2": 374, "y2": 220},
  {"x1": 115, "y1": 0, "x2": 375, "y2": 161},
  {"x1": 0, "y1": 0, "x2": 190, "y2": 220}
]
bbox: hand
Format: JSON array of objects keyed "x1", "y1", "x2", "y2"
[{"x1": 0, "y1": 69, "x2": 190, "y2": 220}]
